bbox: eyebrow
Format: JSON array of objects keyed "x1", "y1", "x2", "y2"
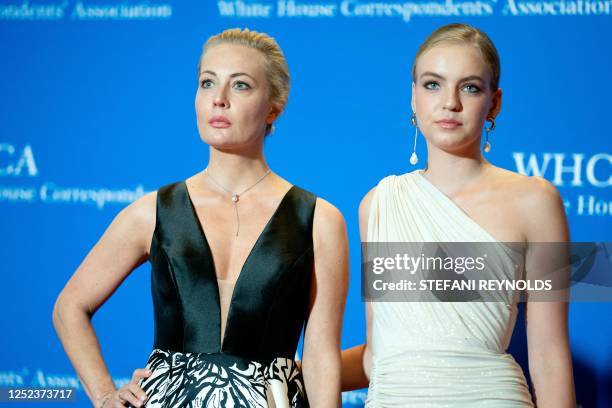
[
  {"x1": 419, "y1": 72, "x2": 485, "y2": 83},
  {"x1": 200, "y1": 70, "x2": 257, "y2": 83}
]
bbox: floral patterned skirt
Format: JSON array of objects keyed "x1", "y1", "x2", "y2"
[{"x1": 139, "y1": 349, "x2": 308, "y2": 408}]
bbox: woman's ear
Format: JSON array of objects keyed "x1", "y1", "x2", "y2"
[
  {"x1": 488, "y1": 88, "x2": 502, "y2": 119},
  {"x1": 411, "y1": 82, "x2": 417, "y2": 113},
  {"x1": 266, "y1": 106, "x2": 281, "y2": 124}
]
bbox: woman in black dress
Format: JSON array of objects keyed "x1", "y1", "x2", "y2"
[{"x1": 53, "y1": 28, "x2": 348, "y2": 408}]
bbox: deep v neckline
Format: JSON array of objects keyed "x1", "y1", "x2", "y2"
[{"x1": 182, "y1": 181, "x2": 296, "y2": 351}]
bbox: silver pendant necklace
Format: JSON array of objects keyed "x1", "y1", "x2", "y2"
[{"x1": 204, "y1": 168, "x2": 272, "y2": 237}]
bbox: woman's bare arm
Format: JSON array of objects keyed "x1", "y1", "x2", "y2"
[
  {"x1": 52, "y1": 191, "x2": 157, "y2": 407},
  {"x1": 301, "y1": 198, "x2": 349, "y2": 407},
  {"x1": 522, "y1": 178, "x2": 575, "y2": 408},
  {"x1": 341, "y1": 187, "x2": 375, "y2": 391}
]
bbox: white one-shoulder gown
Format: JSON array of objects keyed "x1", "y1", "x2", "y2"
[{"x1": 365, "y1": 171, "x2": 534, "y2": 407}]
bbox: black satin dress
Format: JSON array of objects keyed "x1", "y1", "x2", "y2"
[{"x1": 139, "y1": 181, "x2": 316, "y2": 407}]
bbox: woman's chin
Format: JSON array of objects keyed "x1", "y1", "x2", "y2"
[
  {"x1": 201, "y1": 137, "x2": 259, "y2": 153},
  {"x1": 200, "y1": 129, "x2": 266, "y2": 151},
  {"x1": 429, "y1": 138, "x2": 481, "y2": 155}
]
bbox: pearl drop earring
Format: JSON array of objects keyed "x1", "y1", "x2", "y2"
[
  {"x1": 484, "y1": 116, "x2": 496, "y2": 153},
  {"x1": 410, "y1": 113, "x2": 419, "y2": 165}
]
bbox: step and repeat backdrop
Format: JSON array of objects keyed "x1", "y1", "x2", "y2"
[{"x1": 1, "y1": 0, "x2": 610, "y2": 406}]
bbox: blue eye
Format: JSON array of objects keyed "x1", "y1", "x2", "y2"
[
  {"x1": 424, "y1": 81, "x2": 440, "y2": 90},
  {"x1": 200, "y1": 79, "x2": 213, "y2": 89},
  {"x1": 233, "y1": 81, "x2": 250, "y2": 90},
  {"x1": 462, "y1": 84, "x2": 481, "y2": 93}
]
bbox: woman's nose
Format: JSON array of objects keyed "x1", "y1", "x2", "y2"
[
  {"x1": 443, "y1": 90, "x2": 461, "y2": 111},
  {"x1": 213, "y1": 87, "x2": 229, "y2": 108},
  {"x1": 213, "y1": 95, "x2": 229, "y2": 108}
]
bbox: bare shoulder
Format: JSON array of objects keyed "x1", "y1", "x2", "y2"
[
  {"x1": 312, "y1": 197, "x2": 347, "y2": 252},
  {"x1": 121, "y1": 190, "x2": 157, "y2": 227},
  {"x1": 490, "y1": 166, "x2": 563, "y2": 211},
  {"x1": 359, "y1": 186, "x2": 377, "y2": 221},
  {"x1": 521, "y1": 176, "x2": 563, "y2": 208},
  {"x1": 312, "y1": 197, "x2": 349, "y2": 284},
  {"x1": 113, "y1": 190, "x2": 158, "y2": 253},
  {"x1": 518, "y1": 176, "x2": 567, "y2": 240},
  {"x1": 510, "y1": 173, "x2": 562, "y2": 214},
  {"x1": 489, "y1": 166, "x2": 567, "y2": 240},
  {"x1": 313, "y1": 197, "x2": 346, "y2": 236}
]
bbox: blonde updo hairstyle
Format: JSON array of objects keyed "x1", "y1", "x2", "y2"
[
  {"x1": 199, "y1": 28, "x2": 290, "y2": 136},
  {"x1": 412, "y1": 23, "x2": 501, "y2": 92}
]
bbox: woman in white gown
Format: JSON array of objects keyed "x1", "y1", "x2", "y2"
[{"x1": 341, "y1": 24, "x2": 575, "y2": 407}]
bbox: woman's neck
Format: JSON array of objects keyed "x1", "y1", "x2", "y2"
[
  {"x1": 204, "y1": 145, "x2": 270, "y2": 193},
  {"x1": 422, "y1": 143, "x2": 489, "y2": 195}
]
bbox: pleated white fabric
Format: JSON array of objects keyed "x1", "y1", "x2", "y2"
[{"x1": 365, "y1": 171, "x2": 534, "y2": 407}]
